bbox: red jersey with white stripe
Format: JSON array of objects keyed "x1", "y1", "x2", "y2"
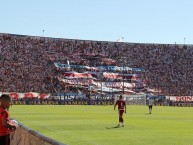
[
  {"x1": 0, "y1": 108, "x2": 10, "y2": 136},
  {"x1": 115, "y1": 99, "x2": 126, "y2": 110}
]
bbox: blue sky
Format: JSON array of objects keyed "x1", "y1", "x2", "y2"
[{"x1": 0, "y1": 0, "x2": 192, "y2": 44}]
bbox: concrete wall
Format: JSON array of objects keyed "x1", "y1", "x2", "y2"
[{"x1": 10, "y1": 123, "x2": 66, "y2": 145}]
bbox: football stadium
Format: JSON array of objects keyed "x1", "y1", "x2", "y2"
[{"x1": 0, "y1": 33, "x2": 193, "y2": 145}]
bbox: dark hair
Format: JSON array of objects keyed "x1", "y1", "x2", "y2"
[
  {"x1": 0, "y1": 94, "x2": 11, "y2": 101},
  {"x1": 119, "y1": 95, "x2": 123, "y2": 99}
]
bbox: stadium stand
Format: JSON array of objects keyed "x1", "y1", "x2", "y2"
[{"x1": 0, "y1": 33, "x2": 193, "y2": 105}]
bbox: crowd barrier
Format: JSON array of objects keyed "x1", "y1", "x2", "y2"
[{"x1": 10, "y1": 122, "x2": 66, "y2": 145}]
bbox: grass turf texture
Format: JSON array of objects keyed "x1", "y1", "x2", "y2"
[{"x1": 10, "y1": 105, "x2": 193, "y2": 145}]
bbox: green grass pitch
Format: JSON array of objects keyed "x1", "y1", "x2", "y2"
[{"x1": 10, "y1": 105, "x2": 193, "y2": 145}]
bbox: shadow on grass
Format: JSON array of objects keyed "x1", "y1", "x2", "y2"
[
  {"x1": 106, "y1": 126, "x2": 122, "y2": 129},
  {"x1": 145, "y1": 113, "x2": 152, "y2": 115}
]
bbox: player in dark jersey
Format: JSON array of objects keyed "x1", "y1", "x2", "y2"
[{"x1": 114, "y1": 95, "x2": 126, "y2": 127}]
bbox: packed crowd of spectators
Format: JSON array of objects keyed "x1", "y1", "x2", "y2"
[{"x1": 0, "y1": 33, "x2": 192, "y2": 96}]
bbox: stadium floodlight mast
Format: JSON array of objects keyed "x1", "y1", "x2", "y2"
[
  {"x1": 117, "y1": 37, "x2": 125, "y2": 94},
  {"x1": 42, "y1": 30, "x2": 45, "y2": 37},
  {"x1": 184, "y1": 38, "x2": 186, "y2": 45},
  {"x1": 119, "y1": 57, "x2": 127, "y2": 95},
  {"x1": 122, "y1": 62, "x2": 124, "y2": 94}
]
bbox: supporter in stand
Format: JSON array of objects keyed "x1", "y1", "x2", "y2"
[{"x1": 0, "y1": 33, "x2": 192, "y2": 98}]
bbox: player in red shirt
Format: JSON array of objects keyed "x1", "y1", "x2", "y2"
[
  {"x1": 114, "y1": 95, "x2": 126, "y2": 127},
  {"x1": 0, "y1": 94, "x2": 16, "y2": 145}
]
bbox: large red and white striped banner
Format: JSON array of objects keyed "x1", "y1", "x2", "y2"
[{"x1": 61, "y1": 79, "x2": 135, "y2": 88}]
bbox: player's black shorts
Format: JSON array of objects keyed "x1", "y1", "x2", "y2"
[
  {"x1": 149, "y1": 105, "x2": 152, "y2": 109},
  {"x1": 0, "y1": 135, "x2": 10, "y2": 145}
]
